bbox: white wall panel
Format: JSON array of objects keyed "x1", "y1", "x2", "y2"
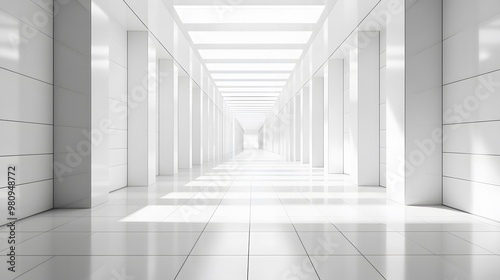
[
  {"x1": 443, "y1": 0, "x2": 500, "y2": 221},
  {"x1": 0, "y1": 9, "x2": 53, "y2": 83},
  {"x1": 443, "y1": 70, "x2": 500, "y2": 124},
  {"x1": 444, "y1": 0, "x2": 500, "y2": 39},
  {"x1": 0, "y1": 155, "x2": 53, "y2": 188},
  {"x1": 0, "y1": 68, "x2": 53, "y2": 124},
  {"x1": 109, "y1": 165, "x2": 127, "y2": 192},
  {"x1": 109, "y1": 62, "x2": 127, "y2": 102},
  {"x1": 108, "y1": 100, "x2": 127, "y2": 130},
  {"x1": 1, "y1": 179, "x2": 53, "y2": 226},
  {"x1": 109, "y1": 149, "x2": 127, "y2": 167},
  {"x1": 0, "y1": 121, "x2": 53, "y2": 156},
  {"x1": 0, "y1": 0, "x2": 53, "y2": 36},
  {"x1": 444, "y1": 153, "x2": 500, "y2": 186},
  {"x1": 443, "y1": 13, "x2": 500, "y2": 84},
  {"x1": 444, "y1": 177, "x2": 500, "y2": 222},
  {"x1": 17, "y1": 179, "x2": 53, "y2": 218},
  {"x1": 444, "y1": 122, "x2": 500, "y2": 154}
]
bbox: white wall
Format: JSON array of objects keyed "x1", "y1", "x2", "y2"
[
  {"x1": 0, "y1": 0, "x2": 54, "y2": 225},
  {"x1": 443, "y1": 0, "x2": 500, "y2": 221},
  {"x1": 0, "y1": 1, "x2": 54, "y2": 225}
]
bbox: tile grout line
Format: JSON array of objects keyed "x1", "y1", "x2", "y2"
[
  {"x1": 274, "y1": 185, "x2": 323, "y2": 280},
  {"x1": 13, "y1": 255, "x2": 56, "y2": 280},
  {"x1": 447, "y1": 231, "x2": 499, "y2": 255},
  {"x1": 306, "y1": 181, "x2": 389, "y2": 280},
  {"x1": 172, "y1": 164, "x2": 236, "y2": 280}
]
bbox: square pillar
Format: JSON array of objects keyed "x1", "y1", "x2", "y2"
[
  {"x1": 203, "y1": 94, "x2": 210, "y2": 162},
  {"x1": 327, "y1": 60, "x2": 345, "y2": 173},
  {"x1": 349, "y1": 31, "x2": 380, "y2": 186},
  {"x1": 386, "y1": 0, "x2": 442, "y2": 205},
  {"x1": 158, "y1": 60, "x2": 178, "y2": 175},
  {"x1": 285, "y1": 106, "x2": 291, "y2": 161},
  {"x1": 127, "y1": 31, "x2": 156, "y2": 187},
  {"x1": 311, "y1": 77, "x2": 325, "y2": 167},
  {"x1": 178, "y1": 76, "x2": 192, "y2": 169},
  {"x1": 301, "y1": 88, "x2": 311, "y2": 164},
  {"x1": 214, "y1": 106, "x2": 219, "y2": 163},
  {"x1": 192, "y1": 86, "x2": 203, "y2": 165},
  {"x1": 210, "y1": 101, "x2": 216, "y2": 161},
  {"x1": 53, "y1": 0, "x2": 109, "y2": 207},
  {"x1": 289, "y1": 99, "x2": 295, "y2": 161},
  {"x1": 295, "y1": 95, "x2": 301, "y2": 161}
]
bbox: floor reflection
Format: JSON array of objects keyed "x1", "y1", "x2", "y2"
[{"x1": 2, "y1": 150, "x2": 500, "y2": 280}]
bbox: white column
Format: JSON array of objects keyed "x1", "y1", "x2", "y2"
[
  {"x1": 349, "y1": 31, "x2": 380, "y2": 186},
  {"x1": 289, "y1": 99, "x2": 295, "y2": 161},
  {"x1": 178, "y1": 76, "x2": 192, "y2": 169},
  {"x1": 192, "y1": 86, "x2": 202, "y2": 165},
  {"x1": 127, "y1": 31, "x2": 155, "y2": 187},
  {"x1": 203, "y1": 94, "x2": 210, "y2": 162},
  {"x1": 301, "y1": 88, "x2": 311, "y2": 164},
  {"x1": 285, "y1": 106, "x2": 290, "y2": 161},
  {"x1": 210, "y1": 101, "x2": 215, "y2": 161},
  {"x1": 221, "y1": 111, "x2": 224, "y2": 159},
  {"x1": 53, "y1": 0, "x2": 109, "y2": 207},
  {"x1": 386, "y1": 0, "x2": 442, "y2": 205},
  {"x1": 327, "y1": 60, "x2": 345, "y2": 173},
  {"x1": 158, "y1": 60, "x2": 178, "y2": 175},
  {"x1": 294, "y1": 95, "x2": 301, "y2": 162},
  {"x1": 148, "y1": 40, "x2": 157, "y2": 182},
  {"x1": 214, "y1": 106, "x2": 219, "y2": 163},
  {"x1": 311, "y1": 77, "x2": 325, "y2": 167}
]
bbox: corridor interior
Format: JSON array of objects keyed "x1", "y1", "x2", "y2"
[{"x1": 2, "y1": 150, "x2": 500, "y2": 280}]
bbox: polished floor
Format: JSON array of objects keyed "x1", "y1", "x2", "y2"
[{"x1": 2, "y1": 150, "x2": 500, "y2": 280}]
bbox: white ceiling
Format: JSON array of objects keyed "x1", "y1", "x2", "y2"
[{"x1": 166, "y1": 0, "x2": 335, "y2": 131}]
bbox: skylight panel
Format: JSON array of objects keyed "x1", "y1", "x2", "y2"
[
  {"x1": 212, "y1": 73, "x2": 290, "y2": 80},
  {"x1": 206, "y1": 63, "x2": 296, "y2": 71},
  {"x1": 216, "y1": 81, "x2": 286, "y2": 87},
  {"x1": 199, "y1": 49, "x2": 303, "y2": 60},
  {"x1": 174, "y1": 5, "x2": 325, "y2": 24},
  {"x1": 189, "y1": 31, "x2": 312, "y2": 44}
]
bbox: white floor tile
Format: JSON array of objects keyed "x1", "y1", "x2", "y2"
[
  {"x1": 450, "y1": 231, "x2": 500, "y2": 254},
  {"x1": 343, "y1": 232, "x2": 433, "y2": 255},
  {"x1": 313, "y1": 256, "x2": 385, "y2": 280},
  {"x1": 4, "y1": 150, "x2": 500, "y2": 279},
  {"x1": 191, "y1": 232, "x2": 249, "y2": 256},
  {"x1": 401, "y1": 231, "x2": 494, "y2": 255},
  {"x1": 369, "y1": 255, "x2": 500, "y2": 280},
  {"x1": 250, "y1": 232, "x2": 307, "y2": 255},
  {"x1": 176, "y1": 256, "x2": 247, "y2": 280},
  {"x1": 298, "y1": 231, "x2": 360, "y2": 255},
  {"x1": 249, "y1": 256, "x2": 319, "y2": 280},
  {"x1": 14, "y1": 256, "x2": 186, "y2": 280}
]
